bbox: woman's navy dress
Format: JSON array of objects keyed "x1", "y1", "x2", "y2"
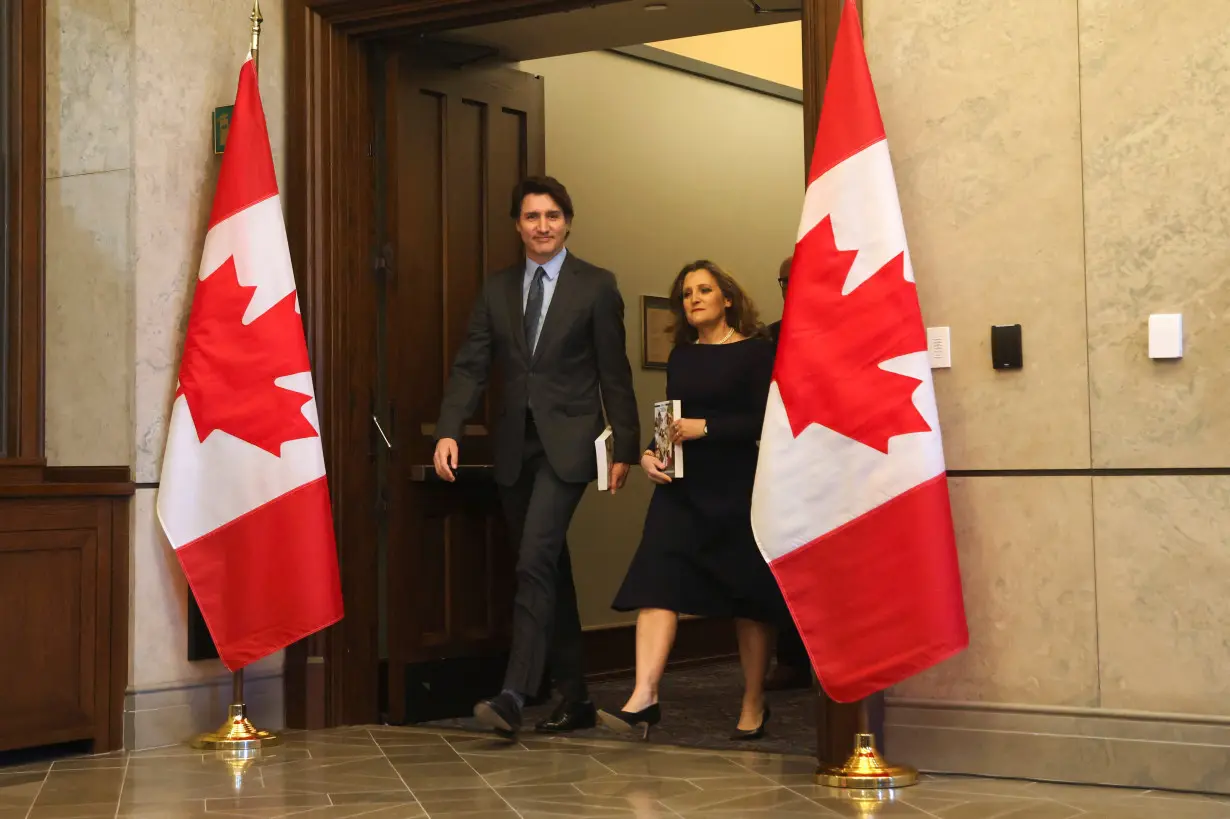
[{"x1": 612, "y1": 337, "x2": 789, "y2": 625}]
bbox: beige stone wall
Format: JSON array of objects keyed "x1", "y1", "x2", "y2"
[
  {"x1": 45, "y1": 0, "x2": 134, "y2": 467},
  {"x1": 865, "y1": 0, "x2": 1230, "y2": 728},
  {"x1": 868, "y1": 0, "x2": 1090, "y2": 473},
  {"x1": 45, "y1": 0, "x2": 287, "y2": 748},
  {"x1": 1081, "y1": 4, "x2": 1230, "y2": 468}
]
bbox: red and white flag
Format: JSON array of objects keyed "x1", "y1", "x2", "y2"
[
  {"x1": 156, "y1": 57, "x2": 343, "y2": 671},
  {"x1": 752, "y1": 0, "x2": 967, "y2": 703}
]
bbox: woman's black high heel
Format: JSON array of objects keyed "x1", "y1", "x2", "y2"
[
  {"x1": 730, "y1": 704, "x2": 770, "y2": 740},
  {"x1": 597, "y1": 703, "x2": 662, "y2": 740}
]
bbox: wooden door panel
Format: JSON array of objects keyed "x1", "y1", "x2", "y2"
[
  {"x1": 0, "y1": 528, "x2": 96, "y2": 742},
  {"x1": 490, "y1": 107, "x2": 533, "y2": 272},
  {"x1": 410, "y1": 499, "x2": 448, "y2": 646},
  {"x1": 379, "y1": 53, "x2": 543, "y2": 721},
  {"x1": 0, "y1": 486, "x2": 129, "y2": 752},
  {"x1": 389, "y1": 63, "x2": 543, "y2": 465},
  {"x1": 400, "y1": 480, "x2": 510, "y2": 652},
  {"x1": 445, "y1": 99, "x2": 487, "y2": 424},
  {"x1": 447, "y1": 481, "x2": 509, "y2": 643},
  {"x1": 391, "y1": 78, "x2": 445, "y2": 468}
]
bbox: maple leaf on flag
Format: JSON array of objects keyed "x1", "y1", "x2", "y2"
[
  {"x1": 775, "y1": 215, "x2": 931, "y2": 454},
  {"x1": 176, "y1": 257, "x2": 318, "y2": 456}
]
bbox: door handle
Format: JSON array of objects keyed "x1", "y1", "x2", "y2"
[{"x1": 409, "y1": 464, "x2": 496, "y2": 482}]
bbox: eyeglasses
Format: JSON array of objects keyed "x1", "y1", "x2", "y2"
[{"x1": 778, "y1": 277, "x2": 789, "y2": 292}]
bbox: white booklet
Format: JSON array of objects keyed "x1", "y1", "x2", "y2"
[
  {"x1": 653, "y1": 399, "x2": 684, "y2": 478},
  {"x1": 595, "y1": 426, "x2": 614, "y2": 490}
]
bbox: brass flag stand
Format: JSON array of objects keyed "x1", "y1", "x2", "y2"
[
  {"x1": 188, "y1": 0, "x2": 277, "y2": 758},
  {"x1": 815, "y1": 698, "x2": 918, "y2": 790},
  {"x1": 191, "y1": 667, "x2": 281, "y2": 751}
]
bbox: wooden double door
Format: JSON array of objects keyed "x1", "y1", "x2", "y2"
[{"x1": 340, "y1": 50, "x2": 546, "y2": 725}]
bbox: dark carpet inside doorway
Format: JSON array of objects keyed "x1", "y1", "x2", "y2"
[{"x1": 421, "y1": 660, "x2": 816, "y2": 756}]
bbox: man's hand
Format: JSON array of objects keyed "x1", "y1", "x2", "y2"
[
  {"x1": 671, "y1": 418, "x2": 707, "y2": 443},
  {"x1": 433, "y1": 438, "x2": 459, "y2": 482},
  {"x1": 608, "y1": 462, "x2": 630, "y2": 494}
]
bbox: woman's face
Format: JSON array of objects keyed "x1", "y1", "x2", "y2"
[{"x1": 681, "y1": 269, "x2": 731, "y2": 329}]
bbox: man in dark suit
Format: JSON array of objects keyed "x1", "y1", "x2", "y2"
[
  {"x1": 433, "y1": 176, "x2": 640, "y2": 738},
  {"x1": 766, "y1": 255, "x2": 814, "y2": 691}
]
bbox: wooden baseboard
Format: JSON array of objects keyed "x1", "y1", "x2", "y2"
[{"x1": 582, "y1": 616, "x2": 737, "y2": 681}]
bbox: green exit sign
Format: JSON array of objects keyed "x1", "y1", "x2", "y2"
[{"x1": 213, "y1": 105, "x2": 234, "y2": 154}]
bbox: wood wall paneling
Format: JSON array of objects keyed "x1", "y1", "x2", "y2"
[
  {"x1": 306, "y1": 0, "x2": 623, "y2": 35},
  {"x1": 0, "y1": 470, "x2": 132, "y2": 752},
  {"x1": 3, "y1": 0, "x2": 45, "y2": 462},
  {"x1": 284, "y1": 0, "x2": 380, "y2": 729},
  {"x1": 802, "y1": 0, "x2": 861, "y2": 175}
]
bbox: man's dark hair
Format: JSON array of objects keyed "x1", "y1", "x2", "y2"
[{"x1": 509, "y1": 176, "x2": 574, "y2": 221}]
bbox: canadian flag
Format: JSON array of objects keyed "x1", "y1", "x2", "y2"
[
  {"x1": 156, "y1": 57, "x2": 344, "y2": 671},
  {"x1": 752, "y1": 0, "x2": 968, "y2": 703}
]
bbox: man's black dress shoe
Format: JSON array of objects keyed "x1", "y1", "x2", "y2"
[
  {"x1": 535, "y1": 699, "x2": 597, "y2": 733},
  {"x1": 473, "y1": 692, "x2": 522, "y2": 739}
]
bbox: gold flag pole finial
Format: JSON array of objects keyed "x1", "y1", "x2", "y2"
[{"x1": 250, "y1": 0, "x2": 263, "y2": 74}]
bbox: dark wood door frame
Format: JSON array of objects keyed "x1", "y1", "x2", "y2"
[
  {"x1": 284, "y1": 0, "x2": 880, "y2": 764},
  {"x1": 3, "y1": 0, "x2": 46, "y2": 466}
]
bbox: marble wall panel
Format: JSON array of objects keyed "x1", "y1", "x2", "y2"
[
  {"x1": 864, "y1": 0, "x2": 1090, "y2": 470},
  {"x1": 892, "y1": 476, "x2": 1099, "y2": 707},
  {"x1": 1080, "y1": 0, "x2": 1230, "y2": 468}
]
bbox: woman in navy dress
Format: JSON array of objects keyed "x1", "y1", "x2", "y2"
[{"x1": 600, "y1": 260, "x2": 789, "y2": 741}]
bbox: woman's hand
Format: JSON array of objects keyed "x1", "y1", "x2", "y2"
[
  {"x1": 671, "y1": 418, "x2": 707, "y2": 443},
  {"x1": 640, "y1": 450, "x2": 672, "y2": 484}
]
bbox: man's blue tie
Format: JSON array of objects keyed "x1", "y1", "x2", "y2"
[{"x1": 524, "y1": 266, "x2": 546, "y2": 352}]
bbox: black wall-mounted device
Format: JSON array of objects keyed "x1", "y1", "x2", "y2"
[{"x1": 991, "y1": 324, "x2": 1023, "y2": 370}]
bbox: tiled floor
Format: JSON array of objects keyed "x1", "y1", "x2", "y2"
[{"x1": 2, "y1": 726, "x2": 1229, "y2": 818}]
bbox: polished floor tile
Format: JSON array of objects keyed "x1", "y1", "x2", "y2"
[{"x1": 2, "y1": 725, "x2": 1229, "y2": 817}]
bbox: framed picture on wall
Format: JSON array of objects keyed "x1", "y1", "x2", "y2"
[{"x1": 641, "y1": 295, "x2": 675, "y2": 370}]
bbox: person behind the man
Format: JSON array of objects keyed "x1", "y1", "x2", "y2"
[
  {"x1": 765, "y1": 255, "x2": 813, "y2": 691},
  {"x1": 432, "y1": 176, "x2": 640, "y2": 738}
]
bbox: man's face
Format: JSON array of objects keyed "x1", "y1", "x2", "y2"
[
  {"x1": 517, "y1": 193, "x2": 569, "y2": 261},
  {"x1": 778, "y1": 257, "x2": 793, "y2": 301}
]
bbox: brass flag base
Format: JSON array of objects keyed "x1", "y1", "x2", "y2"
[
  {"x1": 815, "y1": 699, "x2": 918, "y2": 790},
  {"x1": 191, "y1": 703, "x2": 281, "y2": 751},
  {"x1": 815, "y1": 732, "x2": 919, "y2": 789},
  {"x1": 190, "y1": 670, "x2": 281, "y2": 751}
]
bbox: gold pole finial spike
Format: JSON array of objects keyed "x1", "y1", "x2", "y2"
[{"x1": 250, "y1": 0, "x2": 263, "y2": 73}]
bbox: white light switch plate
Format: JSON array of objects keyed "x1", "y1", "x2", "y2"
[
  {"x1": 927, "y1": 326, "x2": 951, "y2": 368},
  {"x1": 1148, "y1": 313, "x2": 1183, "y2": 359}
]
